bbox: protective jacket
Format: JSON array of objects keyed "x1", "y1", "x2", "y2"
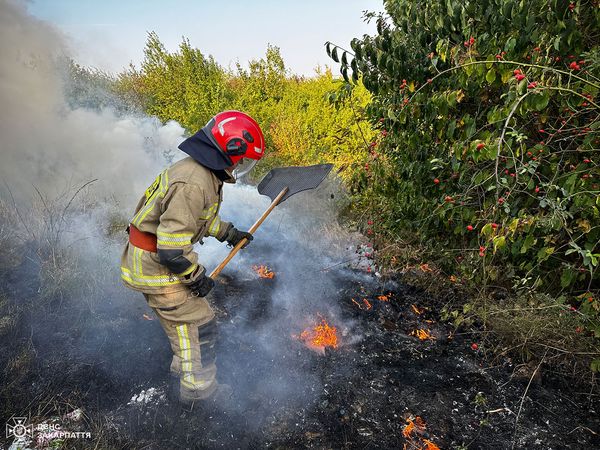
[{"x1": 120, "y1": 156, "x2": 231, "y2": 294}]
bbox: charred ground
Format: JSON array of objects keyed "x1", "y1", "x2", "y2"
[{"x1": 0, "y1": 241, "x2": 599, "y2": 450}]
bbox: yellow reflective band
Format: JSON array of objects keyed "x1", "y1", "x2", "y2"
[
  {"x1": 208, "y1": 216, "x2": 221, "y2": 236},
  {"x1": 132, "y1": 169, "x2": 169, "y2": 227},
  {"x1": 176, "y1": 264, "x2": 197, "y2": 277},
  {"x1": 199, "y1": 202, "x2": 219, "y2": 220},
  {"x1": 136, "y1": 247, "x2": 143, "y2": 276},
  {"x1": 157, "y1": 239, "x2": 191, "y2": 247},
  {"x1": 120, "y1": 267, "x2": 181, "y2": 286},
  {"x1": 132, "y1": 247, "x2": 137, "y2": 276},
  {"x1": 177, "y1": 325, "x2": 197, "y2": 385},
  {"x1": 157, "y1": 231, "x2": 194, "y2": 238}
]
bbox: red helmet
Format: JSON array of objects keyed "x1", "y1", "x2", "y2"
[{"x1": 201, "y1": 111, "x2": 265, "y2": 166}]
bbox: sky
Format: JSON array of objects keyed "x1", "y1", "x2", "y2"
[{"x1": 27, "y1": 0, "x2": 382, "y2": 76}]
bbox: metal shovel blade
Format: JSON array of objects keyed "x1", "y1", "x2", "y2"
[{"x1": 257, "y1": 163, "x2": 334, "y2": 203}]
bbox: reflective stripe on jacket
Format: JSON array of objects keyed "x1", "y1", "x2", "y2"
[{"x1": 120, "y1": 157, "x2": 231, "y2": 294}]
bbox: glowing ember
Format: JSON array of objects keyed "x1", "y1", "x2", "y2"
[
  {"x1": 297, "y1": 318, "x2": 339, "y2": 354},
  {"x1": 419, "y1": 263, "x2": 433, "y2": 272},
  {"x1": 351, "y1": 298, "x2": 373, "y2": 310},
  {"x1": 410, "y1": 329, "x2": 436, "y2": 341},
  {"x1": 252, "y1": 264, "x2": 275, "y2": 279},
  {"x1": 411, "y1": 304, "x2": 424, "y2": 315},
  {"x1": 377, "y1": 293, "x2": 391, "y2": 302}
]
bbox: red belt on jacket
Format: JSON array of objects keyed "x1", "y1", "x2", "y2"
[{"x1": 128, "y1": 224, "x2": 157, "y2": 253}]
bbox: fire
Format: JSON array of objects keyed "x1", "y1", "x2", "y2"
[
  {"x1": 402, "y1": 417, "x2": 440, "y2": 450},
  {"x1": 410, "y1": 329, "x2": 435, "y2": 341},
  {"x1": 351, "y1": 298, "x2": 373, "y2": 310},
  {"x1": 298, "y1": 317, "x2": 338, "y2": 354},
  {"x1": 402, "y1": 416, "x2": 426, "y2": 438},
  {"x1": 422, "y1": 439, "x2": 441, "y2": 450},
  {"x1": 377, "y1": 293, "x2": 391, "y2": 302},
  {"x1": 411, "y1": 304, "x2": 424, "y2": 315},
  {"x1": 252, "y1": 264, "x2": 275, "y2": 279}
]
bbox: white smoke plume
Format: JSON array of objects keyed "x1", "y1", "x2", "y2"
[{"x1": 0, "y1": 0, "x2": 185, "y2": 205}]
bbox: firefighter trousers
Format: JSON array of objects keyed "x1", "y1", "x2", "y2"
[{"x1": 143, "y1": 289, "x2": 218, "y2": 400}]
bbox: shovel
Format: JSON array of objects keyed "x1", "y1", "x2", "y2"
[{"x1": 209, "y1": 163, "x2": 333, "y2": 279}]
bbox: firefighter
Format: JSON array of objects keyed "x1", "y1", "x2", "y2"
[{"x1": 121, "y1": 111, "x2": 265, "y2": 405}]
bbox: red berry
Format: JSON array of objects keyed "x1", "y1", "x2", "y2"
[
  {"x1": 476, "y1": 143, "x2": 485, "y2": 150},
  {"x1": 515, "y1": 73, "x2": 526, "y2": 81},
  {"x1": 513, "y1": 69, "x2": 522, "y2": 75},
  {"x1": 427, "y1": 78, "x2": 432, "y2": 84},
  {"x1": 498, "y1": 197, "x2": 505, "y2": 204},
  {"x1": 471, "y1": 343, "x2": 479, "y2": 350},
  {"x1": 569, "y1": 3, "x2": 575, "y2": 11},
  {"x1": 434, "y1": 178, "x2": 440, "y2": 184},
  {"x1": 584, "y1": 159, "x2": 591, "y2": 163},
  {"x1": 569, "y1": 61, "x2": 580, "y2": 70},
  {"x1": 491, "y1": 223, "x2": 498, "y2": 229},
  {"x1": 527, "y1": 82, "x2": 538, "y2": 89},
  {"x1": 467, "y1": 225, "x2": 474, "y2": 231},
  {"x1": 535, "y1": 186, "x2": 540, "y2": 193},
  {"x1": 367, "y1": 220, "x2": 373, "y2": 225}
]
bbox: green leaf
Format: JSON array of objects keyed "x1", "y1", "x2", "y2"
[
  {"x1": 520, "y1": 234, "x2": 536, "y2": 253},
  {"x1": 536, "y1": 246, "x2": 555, "y2": 262},
  {"x1": 481, "y1": 223, "x2": 493, "y2": 237},
  {"x1": 486, "y1": 68, "x2": 496, "y2": 84},
  {"x1": 531, "y1": 91, "x2": 550, "y2": 111},
  {"x1": 493, "y1": 235, "x2": 506, "y2": 253},
  {"x1": 504, "y1": 37, "x2": 516, "y2": 53},
  {"x1": 331, "y1": 47, "x2": 339, "y2": 63},
  {"x1": 341, "y1": 66, "x2": 349, "y2": 83},
  {"x1": 561, "y1": 269, "x2": 575, "y2": 288},
  {"x1": 387, "y1": 108, "x2": 397, "y2": 121}
]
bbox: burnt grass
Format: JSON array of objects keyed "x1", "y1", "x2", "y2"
[{"x1": 1, "y1": 248, "x2": 600, "y2": 449}]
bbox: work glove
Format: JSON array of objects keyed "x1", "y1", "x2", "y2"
[
  {"x1": 224, "y1": 225, "x2": 254, "y2": 249},
  {"x1": 185, "y1": 267, "x2": 215, "y2": 297}
]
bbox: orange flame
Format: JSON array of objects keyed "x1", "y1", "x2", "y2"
[
  {"x1": 410, "y1": 329, "x2": 436, "y2": 341},
  {"x1": 377, "y1": 293, "x2": 391, "y2": 302},
  {"x1": 351, "y1": 298, "x2": 373, "y2": 310},
  {"x1": 402, "y1": 416, "x2": 440, "y2": 450},
  {"x1": 422, "y1": 439, "x2": 441, "y2": 450},
  {"x1": 298, "y1": 318, "x2": 338, "y2": 354},
  {"x1": 402, "y1": 416, "x2": 426, "y2": 438},
  {"x1": 252, "y1": 264, "x2": 275, "y2": 279}
]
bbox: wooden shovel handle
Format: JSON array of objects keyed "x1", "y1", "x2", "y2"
[{"x1": 209, "y1": 187, "x2": 288, "y2": 279}]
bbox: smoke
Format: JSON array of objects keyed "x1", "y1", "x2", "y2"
[
  {"x1": 0, "y1": 0, "x2": 185, "y2": 205},
  {"x1": 0, "y1": 0, "x2": 374, "y2": 439}
]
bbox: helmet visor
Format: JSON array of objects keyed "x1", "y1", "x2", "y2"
[{"x1": 232, "y1": 158, "x2": 258, "y2": 179}]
